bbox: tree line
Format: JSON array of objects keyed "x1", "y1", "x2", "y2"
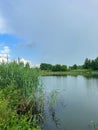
[
  {"x1": 40, "y1": 63, "x2": 79, "y2": 71},
  {"x1": 40, "y1": 63, "x2": 67, "y2": 71},
  {"x1": 40, "y1": 56, "x2": 98, "y2": 71},
  {"x1": 83, "y1": 57, "x2": 98, "y2": 70}
]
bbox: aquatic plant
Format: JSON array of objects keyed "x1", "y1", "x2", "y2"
[{"x1": 89, "y1": 121, "x2": 97, "y2": 130}]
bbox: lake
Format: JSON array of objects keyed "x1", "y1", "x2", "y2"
[{"x1": 41, "y1": 76, "x2": 98, "y2": 130}]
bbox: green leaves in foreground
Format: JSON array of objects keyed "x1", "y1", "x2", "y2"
[{"x1": 0, "y1": 62, "x2": 42, "y2": 130}]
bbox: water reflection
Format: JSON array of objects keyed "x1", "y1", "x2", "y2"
[{"x1": 42, "y1": 76, "x2": 98, "y2": 130}]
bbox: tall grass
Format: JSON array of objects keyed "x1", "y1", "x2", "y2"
[{"x1": 0, "y1": 61, "x2": 43, "y2": 130}]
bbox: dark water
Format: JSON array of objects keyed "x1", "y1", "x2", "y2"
[{"x1": 42, "y1": 76, "x2": 98, "y2": 130}]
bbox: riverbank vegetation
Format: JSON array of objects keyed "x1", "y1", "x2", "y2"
[
  {"x1": 40, "y1": 57, "x2": 98, "y2": 76},
  {"x1": 1, "y1": 56, "x2": 98, "y2": 129},
  {"x1": 0, "y1": 61, "x2": 43, "y2": 130}
]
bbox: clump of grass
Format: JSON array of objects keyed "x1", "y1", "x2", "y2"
[{"x1": 0, "y1": 61, "x2": 43, "y2": 129}]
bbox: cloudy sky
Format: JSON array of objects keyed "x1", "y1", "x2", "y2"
[{"x1": 0, "y1": 0, "x2": 98, "y2": 65}]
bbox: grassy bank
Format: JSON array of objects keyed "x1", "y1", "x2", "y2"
[
  {"x1": 0, "y1": 62, "x2": 43, "y2": 130},
  {"x1": 41, "y1": 69, "x2": 98, "y2": 77}
]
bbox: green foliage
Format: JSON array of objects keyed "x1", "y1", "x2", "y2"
[
  {"x1": 25, "y1": 62, "x2": 30, "y2": 68},
  {"x1": 61, "y1": 65, "x2": 67, "y2": 71},
  {"x1": 0, "y1": 88, "x2": 40, "y2": 130},
  {"x1": 52, "y1": 64, "x2": 61, "y2": 71},
  {"x1": 69, "y1": 64, "x2": 77, "y2": 70},
  {"x1": 83, "y1": 57, "x2": 98, "y2": 70},
  {"x1": 83, "y1": 58, "x2": 92, "y2": 69},
  {"x1": 0, "y1": 109, "x2": 40, "y2": 130},
  {"x1": 0, "y1": 62, "x2": 42, "y2": 130},
  {"x1": 0, "y1": 62, "x2": 40, "y2": 101},
  {"x1": 40, "y1": 63, "x2": 67, "y2": 72},
  {"x1": 40, "y1": 56, "x2": 98, "y2": 72},
  {"x1": 0, "y1": 97, "x2": 8, "y2": 123},
  {"x1": 40, "y1": 63, "x2": 52, "y2": 71}
]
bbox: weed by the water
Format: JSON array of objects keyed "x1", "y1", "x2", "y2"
[{"x1": 0, "y1": 62, "x2": 43, "y2": 130}]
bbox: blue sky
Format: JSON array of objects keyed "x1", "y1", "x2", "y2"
[{"x1": 0, "y1": 0, "x2": 98, "y2": 65}]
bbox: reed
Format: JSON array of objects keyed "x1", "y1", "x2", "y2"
[{"x1": 0, "y1": 61, "x2": 43, "y2": 129}]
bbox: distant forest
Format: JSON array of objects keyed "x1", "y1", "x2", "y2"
[{"x1": 40, "y1": 57, "x2": 98, "y2": 71}]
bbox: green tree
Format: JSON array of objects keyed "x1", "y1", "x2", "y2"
[
  {"x1": 83, "y1": 58, "x2": 91, "y2": 69},
  {"x1": 61, "y1": 65, "x2": 67, "y2": 71},
  {"x1": 40, "y1": 63, "x2": 52, "y2": 71},
  {"x1": 52, "y1": 64, "x2": 62, "y2": 71},
  {"x1": 70, "y1": 64, "x2": 77, "y2": 70},
  {"x1": 94, "y1": 57, "x2": 98, "y2": 70},
  {"x1": 90, "y1": 60, "x2": 95, "y2": 70}
]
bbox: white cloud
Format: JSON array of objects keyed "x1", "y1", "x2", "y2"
[
  {"x1": 31, "y1": 64, "x2": 40, "y2": 68},
  {"x1": 0, "y1": 46, "x2": 10, "y2": 63},
  {"x1": 0, "y1": 45, "x2": 39, "y2": 67},
  {"x1": 19, "y1": 58, "x2": 30, "y2": 65},
  {"x1": 0, "y1": 53, "x2": 8, "y2": 58},
  {"x1": 0, "y1": 57, "x2": 8, "y2": 63},
  {"x1": 1, "y1": 46, "x2": 10, "y2": 54},
  {"x1": 15, "y1": 58, "x2": 40, "y2": 68}
]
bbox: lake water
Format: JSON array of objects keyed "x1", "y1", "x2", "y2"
[{"x1": 41, "y1": 76, "x2": 98, "y2": 130}]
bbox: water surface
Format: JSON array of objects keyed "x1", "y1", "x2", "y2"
[{"x1": 42, "y1": 76, "x2": 98, "y2": 130}]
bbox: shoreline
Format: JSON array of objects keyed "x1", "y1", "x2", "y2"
[{"x1": 41, "y1": 70, "x2": 98, "y2": 77}]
